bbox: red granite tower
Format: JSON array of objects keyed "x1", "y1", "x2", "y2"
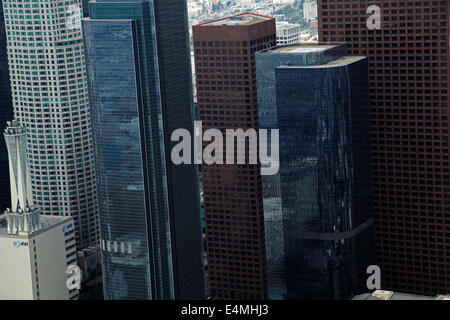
[
  {"x1": 319, "y1": 0, "x2": 450, "y2": 295},
  {"x1": 193, "y1": 13, "x2": 276, "y2": 299}
]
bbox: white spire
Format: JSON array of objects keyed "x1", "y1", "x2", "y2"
[{"x1": 3, "y1": 120, "x2": 40, "y2": 235}]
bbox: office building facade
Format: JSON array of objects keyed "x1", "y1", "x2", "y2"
[
  {"x1": 276, "y1": 22, "x2": 300, "y2": 45},
  {"x1": 83, "y1": 0, "x2": 205, "y2": 300},
  {"x1": 193, "y1": 13, "x2": 276, "y2": 299},
  {"x1": 304, "y1": 0, "x2": 318, "y2": 21},
  {"x1": 319, "y1": 0, "x2": 450, "y2": 295},
  {"x1": 256, "y1": 44, "x2": 374, "y2": 300},
  {"x1": 2, "y1": 0, "x2": 98, "y2": 249}
]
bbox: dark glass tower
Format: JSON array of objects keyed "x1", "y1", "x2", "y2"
[
  {"x1": 83, "y1": 0, "x2": 205, "y2": 300},
  {"x1": 256, "y1": 44, "x2": 374, "y2": 300},
  {"x1": 0, "y1": 0, "x2": 13, "y2": 210}
]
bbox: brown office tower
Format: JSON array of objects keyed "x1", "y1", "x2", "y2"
[
  {"x1": 193, "y1": 13, "x2": 276, "y2": 299},
  {"x1": 319, "y1": 1, "x2": 450, "y2": 295}
]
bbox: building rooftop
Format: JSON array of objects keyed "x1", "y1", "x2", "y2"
[
  {"x1": 276, "y1": 21, "x2": 301, "y2": 29},
  {"x1": 197, "y1": 13, "x2": 273, "y2": 27},
  {"x1": 277, "y1": 56, "x2": 366, "y2": 70},
  {"x1": 271, "y1": 43, "x2": 340, "y2": 53},
  {"x1": 353, "y1": 290, "x2": 450, "y2": 300},
  {"x1": 295, "y1": 55, "x2": 366, "y2": 68},
  {"x1": 0, "y1": 214, "x2": 71, "y2": 238}
]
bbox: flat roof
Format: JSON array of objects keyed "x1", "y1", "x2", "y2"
[
  {"x1": 276, "y1": 21, "x2": 300, "y2": 29},
  {"x1": 278, "y1": 56, "x2": 366, "y2": 69},
  {"x1": 0, "y1": 214, "x2": 72, "y2": 238},
  {"x1": 271, "y1": 43, "x2": 339, "y2": 53},
  {"x1": 310, "y1": 55, "x2": 366, "y2": 67},
  {"x1": 354, "y1": 292, "x2": 435, "y2": 300},
  {"x1": 196, "y1": 12, "x2": 273, "y2": 27}
]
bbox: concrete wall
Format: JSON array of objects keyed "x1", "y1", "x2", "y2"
[
  {"x1": 0, "y1": 236, "x2": 34, "y2": 299},
  {"x1": 0, "y1": 216, "x2": 75, "y2": 300},
  {"x1": 33, "y1": 223, "x2": 71, "y2": 300}
]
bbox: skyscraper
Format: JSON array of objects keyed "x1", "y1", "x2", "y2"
[
  {"x1": 256, "y1": 43, "x2": 374, "y2": 300},
  {"x1": 83, "y1": 0, "x2": 205, "y2": 300},
  {"x1": 319, "y1": 0, "x2": 450, "y2": 295},
  {"x1": 193, "y1": 13, "x2": 276, "y2": 299},
  {"x1": 4, "y1": 120, "x2": 40, "y2": 234},
  {"x1": 0, "y1": 0, "x2": 13, "y2": 210},
  {"x1": 0, "y1": 120, "x2": 78, "y2": 300},
  {"x1": 303, "y1": 0, "x2": 318, "y2": 21},
  {"x1": 2, "y1": 0, "x2": 98, "y2": 249},
  {"x1": 276, "y1": 22, "x2": 300, "y2": 45}
]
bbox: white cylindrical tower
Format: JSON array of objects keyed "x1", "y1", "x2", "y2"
[{"x1": 4, "y1": 119, "x2": 41, "y2": 234}]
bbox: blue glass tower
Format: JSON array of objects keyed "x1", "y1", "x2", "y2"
[
  {"x1": 256, "y1": 44, "x2": 374, "y2": 300},
  {"x1": 0, "y1": 0, "x2": 13, "y2": 209},
  {"x1": 82, "y1": 0, "x2": 205, "y2": 300}
]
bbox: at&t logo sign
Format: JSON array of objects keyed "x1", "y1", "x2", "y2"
[{"x1": 12, "y1": 240, "x2": 28, "y2": 248}]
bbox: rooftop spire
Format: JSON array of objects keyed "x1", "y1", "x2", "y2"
[{"x1": 3, "y1": 120, "x2": 41, "y2": 235}]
